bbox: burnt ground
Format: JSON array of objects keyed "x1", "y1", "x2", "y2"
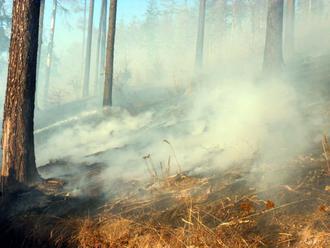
[{"x1": 0, "y1": 145, "x2": 328, "y2": 248}]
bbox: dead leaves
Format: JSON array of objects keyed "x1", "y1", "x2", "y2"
[
  {"x1": 319, "y1": 205, "x2": 329, "y2": 213},
  {"x1": 240, "y1": 199, "x2": 275, "y2": 213},
  {"x1": 240, "y1": 201, "x2": 254, "y2": 213},
  {"x1": 265, "y1": 200, "x2": 275, "y2": 210}
]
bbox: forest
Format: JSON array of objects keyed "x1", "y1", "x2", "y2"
[{"x1": 0, "y1": 0, "x2": 329, "y2": 247}]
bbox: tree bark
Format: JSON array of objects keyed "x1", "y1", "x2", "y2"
[
  {"x1": 285, "y1": 0, "x2": 295, "y2": 58},
  {"x1": 1, "y1": 0, "x2": 40, "y2": 185},
  {"x1": 94, "y1": 0, "x2": 107, "y2": 95},
  {"x1": 44, "y1": 0, "x2": 57, "y2": 106},
  {"x1": 263, "y1": 0, "x2": 284, "y2": 75},
  {"x1": 35, "y1": 0, "x2": 45, "y2": 109},
  {"x1": 82, "y1": 0, "x2": 95, "y2": 97},
  {"x1": 82, "y1": 0, "x2": 87, "y2": 55},
  {"x1": 81, "y1": 0, "x2": 87, "y2": 84},
  {"x1": 195, "y1": 0, "x2": 206, "y2": 69},
  {"x1": 100, "y1": 0, "x2": 108, "y2": 91},
  {"x1": 103, "y1": 0, "x2": 117, "y2": 107}
]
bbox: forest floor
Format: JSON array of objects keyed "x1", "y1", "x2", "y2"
[
  {"x1": 0, "y1": 145, "x2": 329, "y2": 247},
  {"x1": 1, "y1": 59, "x2": 330, "y2": 247}
]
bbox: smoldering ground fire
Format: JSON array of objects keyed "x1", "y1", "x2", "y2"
[{"x1": 0, "y1": 1, "x2": 329, "y2": 247}]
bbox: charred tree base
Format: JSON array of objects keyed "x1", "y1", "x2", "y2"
[{"x1": 0, "y1": 174, "x2": 42, "y2": 196}]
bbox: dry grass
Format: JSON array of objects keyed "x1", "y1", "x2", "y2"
[
  {"x1": 2, "y1": 149, "x2": 328, "y2": 248},
  {"x1": 66, "y1": 156, "x2": 329, "y2": 248},
  {"x1": 69, "y1": 197, "x2": 329, "y2": 247}
]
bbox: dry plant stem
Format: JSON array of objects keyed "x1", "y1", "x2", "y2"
[
  {"x1": 190, "y1": 213, "x2": 226, "y2": 247},
  {"x1": 109, "y1": 213, "x2": 189, "y2": 247},
  {"x1": 144, "y1": 159, "x2": 154, "y2": 179},
  {"x1": 242, "y1": 198, "x2": 313, "y2": 220},
  {"x1": 164, "y1": 140, "x2": 182, "y2": 173},
  {"x1": 198, "y1": 197, "x2": 315, "y2": 228},
  {"x1": 167, "y1": 156, "x2": 171, "y2": 177},
  {"x1": 160, "y1": 162, "x2": 164, "y2": 179},
  {"x1": 148, "y1": 156, "x2": 158, "y2": 178},
  {"x1": 143, "y1": 154, "x2": 159, "y2": 181},
  {"x1": 321, "y1": 135, "x2": 330, "y2": 174}
]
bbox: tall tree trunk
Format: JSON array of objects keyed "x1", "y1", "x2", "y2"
[
  {"x1": 35, "y1": 0, "x2": 45, "y2": 109},
  {"x1": 82, "y1": 0, "x2": 95, "y2": 97},
  {"x1": 103, "y1": 0, "x2": 117, "y2": 107},
  {"x1": 82, "y1": 0, "x2": 87, "y2": 55},
  {"x1": 94, "y1": 0, "x2": 107, "y2": 95},
  {"x1": 263, "y1": 0, "x2": 284, "y2": 74},
  {"x1": 195, "y1": 0, "x2": 206, "y2": 69},
  {"x1": 285, "y1": 0, "x2": 295, "y2": 58},
  {"x1": 81, "y1": 0, "x2": 87, "y2": 84},
  {"x1": 100, "y1": 0, "x2": 108, "y2": 90},
  {"x1": 44, "y1": 0, "x2": 57, "y2": 106},
  {"x1": 1, "y1": 0, "x2": 40, "y2": 185}
]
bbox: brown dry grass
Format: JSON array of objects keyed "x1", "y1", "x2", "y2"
[
  {"x1": 4, "y1": 150, "x2": 328, "y2": 248},
  {"x1": 69, "y1": 197, "x2": 329, "y2": 247},
  {"x1": 65, "y1": 158, "x2": 329, "y2": 248}
]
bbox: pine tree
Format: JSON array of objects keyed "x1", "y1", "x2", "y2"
[
  {"x1": 1, "y1": 0, "x2": 41, "y2": 186},
  {"x1": 195, "y1": 0, "x2": 206, "y2": 69},
  {"x1": 263, "y1": 0, "x2": 284, "y2": 75},
  {"x1": 103, "y1": 0, "x2": 117, "y2": 107},
  {"x1": 44, "y1": 0, "x2": 58, "y2": 106},
  {"x1": 82, "y1": 0, "x2": 95, "y2": 97},
  {"x1": 94, "y1": 0, "x2": 107, "y2": 95}
]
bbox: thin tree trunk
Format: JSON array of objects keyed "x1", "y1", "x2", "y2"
[
  {"x1": 82, "y1": 0, "x2": 87, "y2": 55},
  {"x1": 285, "y1": 0, "x2": 295, "y2": 58},
  {"x1": 44, "y1": 0, "x2": 57, "y2": 106},
  {"x1": 1, "y1": 0, "x2": 40, "y2": 185},
  {"x1": 35, "y1": 0, "x2": 45, "y2": 109},
  {"x1": 82, "y1": 0, "x2": 95, "y2": 97},
  {"x1": 94, "y1": 0, "x2": 107, "y2": 95},
  {"x1": 195, "y1": 0, "x2": 206, "y2": 69},
  {"x1": 103, "y1": 0, "x2": 117, "y2": 107},
  {"x1": 263, "y1": 0, "x2": 284, "y2": 74},
  {"x1": 81, "y1": 0, "x2": 87, "y2": 84},
  {"x1": 100, "y1": 0, "x2": 108, "y2": 89}
]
